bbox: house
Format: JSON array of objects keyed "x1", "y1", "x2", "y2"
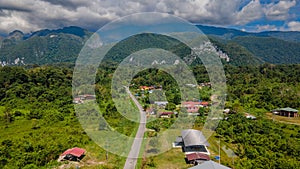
[
  {"x1": 186, "y1": 84, "x2": 197, "y2": 88},
  {"x1": 159, "y1": 112, "x2": 174, "y2": 118},
  {"x1": 200, "y1": 102, "x2": 209, "y2": 107},
  {"x1": 73, "y1": 97, "x2": 83, "y2": 104},
  {"x1": 198, "y1": 82, "x2": 212, "y2": 89},
  {"x1": 58, "y1": 147, "x2": 86, "y2": 161},
  {"x1": 176, "y1": 129, "x2": 210, "y2": 155},
  {"x1": 272, "y1": 107, "x2": 299, "y2": 117},
  {"x1": 199, "y1": 82, "x2": 211, "y2": 87},
  {"x1": 186, "y1": 152, "x2": 210, "y2": 165},
  {"x1": 146, "y1": 108, "x2": 156, "y2": 115},
  {"x1": 139, "y1": 86, "x2": 155, "y2": 90},
  {"x1": 173, "y1": 136, "x2": 184, "y2": 148},
  {"x1": 154, "y1": 101, "x2": 168, "y2": 108},
  {"x1": 73, "y1": 94, "x2": 96, "y2": 104},
  {"x1": 182, "y1": 101, "x2": 209, "y2": 113},
  {"x1": 223, "y1": 109, "x2": 230, "y2": 114},
  {"x1": 188, "y1": 160, "x2": 231, "y2": 169},
  {"x1": 245, "y1": 113, "x2": 256, "y2": 120},
  {"x1": 182, "y1": 101, "x2": 201, "y2": 113},
  {"x1": 82, "y1": 94, "x2": 96, "y2": 100}
]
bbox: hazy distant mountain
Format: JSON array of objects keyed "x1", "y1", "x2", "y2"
[
  {"x1": 28, "y1": 26, "x2": 91, "y2": 38},
  {"x1": 197, "y1": 25, "x2": 300, "y2": 43},
  {"x1": 0, "y1": 25, "x2": 299, "y2": 66},
  {"x1": 197, "y1": 25, "x2": 300, "y2": 64}
]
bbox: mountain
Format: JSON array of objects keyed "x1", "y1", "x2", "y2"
[
  {"x1": 256, "y1": 31, "x2": 300, "y2": 43},
  {"x1": 94, "y1": 33, "x2": 262, "y2": 66},
  {"x1": 197, "y1": 24, "x2": 300, "y2": 42},
  {"x1": 28, "y1": 26, "x2": 91, "y2": 38},
  {"x1": 232, "y1": 36, "x2": 300, "y2": 64},
  {"x1": 209, "y1": 37, "x2": 264, "y2": 66},
  {"x1": 0, "y1": 26, "x2": 92, "y2": 66},
  {"x1": 197, "y1": 25, "x2": 300, "y2": 64},
  {"x1": 0, "y1": 25, "x2": 299, "y2": 66},
  {"x1": 197, "y1": 25, "x2": 250, "y2": 39},
  {"x1": 8, "y1": 30, "x2": 24, "y2": 41}
]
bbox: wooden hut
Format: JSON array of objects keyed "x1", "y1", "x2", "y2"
[{"x1": 272, "y1": 107, "x2": 299, "y2": 117}]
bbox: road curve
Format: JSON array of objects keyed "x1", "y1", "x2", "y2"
[{"x1": 123, "y1": 87, "x2": 146, "y2": 169}]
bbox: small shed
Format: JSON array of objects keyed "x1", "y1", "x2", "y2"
[
  {"x1": 188, "y1": 160, "x2": 231, "y2": 169},
  {"x1": 272, "y1": 107, "x2": 299, "y2": 117},
  {"x1": 59, "y1": 147, "x2": 86, "y2": 161}
]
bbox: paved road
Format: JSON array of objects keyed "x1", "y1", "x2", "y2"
[{"x1": 123, "y1": 87, "x2": 146, "y2": 169}]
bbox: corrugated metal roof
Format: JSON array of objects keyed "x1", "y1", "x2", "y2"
[
  {"x1": 61, "y1": 147, "x2": 85, "y2": 157},
  {"x1": 186, "y1": 152, "x2": 210, "y2": 161},
  {"x1": 175, "y1": 136, "x2": 183, "y2": 143},
  {"x1": 273, "y1": 107, "x2": 298, "y2": 112},
  {"x1": 189, "y1": 160, "x2": 231, "y2": 169},
  {"x1": 182, "y1": 129, "x2": 209, "y2": 146}
]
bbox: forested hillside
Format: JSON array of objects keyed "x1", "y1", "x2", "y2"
[{"x1": 233, "y1": 36, "x2": 300, "y2": 64}]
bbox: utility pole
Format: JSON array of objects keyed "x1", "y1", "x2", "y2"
[
  {"x1": 219, "y1": 136, "x2": 221, "y2": 164},
  {"x1": 105, "y1": 140, "x2": 108, "y2": 161}
]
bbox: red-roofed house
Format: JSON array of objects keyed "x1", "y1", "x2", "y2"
[
  {"x1": 59, "y1": 147, "x2": 86, "y2": 161},
  {"x1": 159, "y1": 112, "x2": 174, "y2": 118},
  {"x1": 73, "y1": 97, "x2": 83, "y2": 104},
  {"x1": 186, "y1": 152, "x2": 210, "y2": 165},
  {"x1": 182, "y1": 102, "x2": 201, "y2": 113},
  {"x1": 200, "y1": 102, "x2": 209, "y2": 107},
  {"x1": 182, "y1": 101, "x2": 210, "y2": 113},
  {"x1": 139, "y1": 86, "x2": 155, "y2": 90}
]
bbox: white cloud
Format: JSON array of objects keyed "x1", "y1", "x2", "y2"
[
  {"x1": 287, "y1": 21, "x2": 300, "y2": 31},
  {"x1": 154, "y1": 0, "x2": 243, "y2": 25},
  {"x1": 256, "y1": 24, "x2": 278, "y2": 32},
  {"x1": 0, "y1": 0, "x2": 298, "y2": 33},
  {"x1": 235, "y1": 0, "x2": 264, "y2": 25},
  {"x1": 264, "y1": 0, "x2": 296, "y2": 20}
]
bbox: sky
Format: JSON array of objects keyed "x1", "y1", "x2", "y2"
[{"x1": 0, "y1": 0, "x2": 299, "y2": 34}]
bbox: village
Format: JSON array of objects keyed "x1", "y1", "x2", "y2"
[{"x1": 69, "y1": 84, "x2": 299, "y2": 168}]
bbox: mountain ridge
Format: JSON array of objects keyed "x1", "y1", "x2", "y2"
[
  {"x1": 196, "y1": 24, "x2": 300, "y2": 42},
  {"x1": 0, "y1": 25, "x2": 299, "y2": 66}
]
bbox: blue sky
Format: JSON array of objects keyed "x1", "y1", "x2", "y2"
[
  {"x1": 0, "y1": 0, "x2": 299, "y2": 34},
  {"x1": 233, "y1": 0, "x2": 300, "y2": 32}
]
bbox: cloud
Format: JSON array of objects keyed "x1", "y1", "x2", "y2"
[
  {"x1": 0, "y1": 1, "x2": 32, "y2": 12},
  {"x1": 287, "y1": 21, "x2": 300, "y2": 31},
  {"x1": 39, "y1": 0, "x2": 86, "y2": 10},
  {"x1": 256, "y1": 24, "x2": 278, "y2": 32},
  {"x1": 235, "y1": 0, "x2": 264, "y2": 25},
  {"x1": 264, "y1": 0, "x2": 296, "y2": 20},
  {"x1": 0, "y1": 0, "x2": 298, "y2": 33}
]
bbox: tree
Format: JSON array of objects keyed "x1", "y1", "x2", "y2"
[
  {"x1": 3, "y1": 107, "x2": 13, "y2": 124},
  {"x1": 198, "y1": 107, "x2": 208, "y2": 116},
  {"x1": 165, "y1": 102, "x2": 176, "y2": 111}
]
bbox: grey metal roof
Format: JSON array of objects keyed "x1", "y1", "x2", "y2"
[
  {"x1": 181, "y1": 129, "x2": 210, "y2": 147},
  {"x1": 175, "y1": 136, "x2": 183, "y2": 143},
  {"x1": 273, "y1": 107, "x2": 298, "y2": 112},
  {"x1": 189, "y1": 160, "x2": 231, "y2": 169}
]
